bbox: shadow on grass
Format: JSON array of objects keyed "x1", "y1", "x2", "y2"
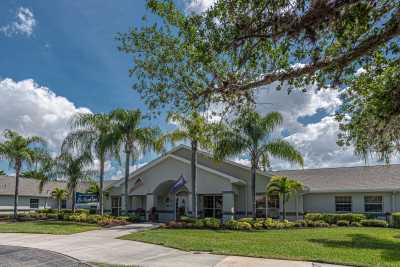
[{"x1": 309, "y1": 233, "x2": 400, "y2": 263}]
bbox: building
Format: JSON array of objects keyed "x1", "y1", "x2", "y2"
[
  {"x1": 0, "y1": 176, "x2": 112, "y2": 214},
  {"x1": 104, "y1": 145, "x2": 400, "y2": 221}
]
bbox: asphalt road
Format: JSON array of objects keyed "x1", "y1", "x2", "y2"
[{"x1": 0, "y1": 245, "x2": 89, "y2": 267}]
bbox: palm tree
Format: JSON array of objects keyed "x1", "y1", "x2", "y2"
[
  {"x1": 51, "y1": 188, "x2": 69, "y2": 212},
  {"x1": 167, "y1": 111, "x2": 213, "y2": 218},
  {"x1": 266, "y1": 175, "x2": 304, "y2": 220},
  {"x1": 62, "y1": 113, "x2": 115, "y2": 215},
  {"x1": 0, "y1": 170, "x2": 6, "y2": 175},
  {"x1": 54, "y1": 151, "x2": 95, "y2": 212},
  {"x1": 110, "y1": 108, "x2": 164, "y2": 215},
  {"x1": 86, "y1": 180, "x2": 100, "y2": 198},
  {"x1": 213, "y1": 109, "x2": 303, "y2": 218},
  {"x1": 0, "y1": 130, "x2": 46, "y2": 219}
]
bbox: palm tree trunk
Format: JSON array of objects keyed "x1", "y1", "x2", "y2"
[
  {"x1": 13, "y1": 160, "x2": 21, "y2": 221},
  {"x1": 99, "y1": 156, "x2": 105, "y2": 216},
  {"x1": 72, "y1": 187, "x2": 76, "y2": 212},
  {"x1": 124, "y1": 151, "x2": 130, "y2": 216},
  {"x1": 282, "y1": 193, "x2": 286, "y2": 221},
  {"x1": 251, "y1": 159, "x2": 257, "y2": 219},
  {"x1": 58, "y1": 199, "x2": 61, "y2": 212},
  {"x1": 191, "y1": 140, "x2": 197, "y2": 218}
]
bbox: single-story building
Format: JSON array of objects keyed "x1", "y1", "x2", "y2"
[
  {"x1": 104, "y1": 145, "x2": 400, "y2": 221},
  {"x1": 0, "y1": 176, "x2": 113, "y2": 214}
]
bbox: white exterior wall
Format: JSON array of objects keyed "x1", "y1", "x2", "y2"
[
  {"x1": 0, "y1": 195, "x2": 58, "y2": 212},
  {"x1": 303, "y1": 192, "x2": 396, "y2": 213}
]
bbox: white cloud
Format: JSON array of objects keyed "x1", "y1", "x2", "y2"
[
  {"x1": 0, "y1": 7, "x2": 36, "y2": 37},
  {"x1": 0, "y1": 78, "x2": 91, "y2": 151},
  {"x1": 184, "y1": 0, "x2": 216, "y2": 13},
  {"x1": 109, "y1": 162, "x2": 148, "y2": 180}
]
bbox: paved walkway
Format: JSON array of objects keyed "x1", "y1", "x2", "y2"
[{"x1": 0, "y1": 224, "x2": 348, "y2": 267}]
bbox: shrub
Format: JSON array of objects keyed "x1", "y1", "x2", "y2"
[
  {"x1": 351, "y1": 221, "x2": 362, "y2": 227},
  {"x1": 238, "y1": 217, "x2": 254, "y2": 225},
  {"x1": 179, "y1": 216, "x2": 195, "y2": 223},
  {"x1": 193, "y1": 219, "x2": 205, "y2": 228},
  {"x1": 128, "y1": 214, "x2": 140, "y2": 223},
  {"x1": 224, "y1": 220, "x2": 240, "y2": 230},
  {"x1": 304, "y1": 213, "x2": 323, "y2": 221},
  {"x1": 36, "y1": 208, "x2": 54, "y2": 214},
  {"x1": 337, "y1": 220, "x2": 350, "y2": 226},
  {"x1": 46, "y1": 213, "x2": 59, "y2": 220},
  {"x1": 237, "y1": 221, "x2": 252, "y2": 230},
  {"x1": 361, "y1": 219, "x2": 388, "y2": 227},
  {"x1": 392, "y1": 212, "x2": 400, "y2": 228},
  {"x1": 203, "y1": 217, "x2": 220, "y2": 229},
  {"x1": 306, "y1": 213, "x2": 366, "y2": 224},
  {"x1": 253, "y1": 222, "x2": 264, "y2": 230},
  {"x1": 293, "y1": 220, "x2": 307, "y2": 228}
]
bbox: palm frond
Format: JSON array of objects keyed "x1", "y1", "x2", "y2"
[{"x1": 265, "y1": 139, "x2": 304, "y2": 167}]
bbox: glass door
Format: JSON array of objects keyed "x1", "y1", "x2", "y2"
[{"x1": 111, "y1": 196, "x2": 121, "y2": 216}]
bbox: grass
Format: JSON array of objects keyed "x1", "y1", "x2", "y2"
[
  {"x1": 120, "y1": 227, "x2": 400, "y2": 267},
  {"x1": 0, "y1": 221, "x2": 99, "y2": 234}
]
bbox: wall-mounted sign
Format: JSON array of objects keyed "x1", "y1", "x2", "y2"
[{"x1": 75, "y1": 192, "x2": 98, "y2": 204}]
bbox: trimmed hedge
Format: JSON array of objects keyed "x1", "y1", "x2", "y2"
[
  {"x1": 360, "y1": 219, "x2": 388, "y2": 227},
  {"x1": 305, "y1": 213, "x2": 366, "y2": 224},
  {"x1": 392, "y1": 212, "x2": 400, "y2": 228}
]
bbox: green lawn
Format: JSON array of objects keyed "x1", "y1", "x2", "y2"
[
  {"x1": 120, "y1": 227, "x2": 400, "y2": 267},
  {"x1": 0, "y1": 221, "x2": 99, "y2": 234}
]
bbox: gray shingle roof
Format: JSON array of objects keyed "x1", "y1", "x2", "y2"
[
  {"x1": 0, "y1": 176, "x2": 91, "y2": 197},
  {"x1": 273, "y1": 164, "x2": 400, "y2": 193}
]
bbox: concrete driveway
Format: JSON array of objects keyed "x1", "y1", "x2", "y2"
[
  {"x1": 0, "y1": 224, "x2": 348, "y2": 267},
  {"x1": 0, "y1": 245, "x2": 89, "y2": 267}
]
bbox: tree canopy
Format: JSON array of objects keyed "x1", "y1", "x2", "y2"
[{"x1": 118, "y1": 0, "x2": 400, "y2": 112}]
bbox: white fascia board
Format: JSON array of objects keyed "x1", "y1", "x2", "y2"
[
  {"x1": 112, "y1": 152, "x2": 247, "y2": 187},
  {"x1": 306, "y1": 188, "x2": 400, "y2": 194},
  {"x1": 168, "y1": 154, "x2": 246, "y2": 185}
]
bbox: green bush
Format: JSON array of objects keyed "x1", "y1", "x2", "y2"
[
  {"x1": 361, "y1": 219, "x2": 388, "y2": 227},
  {"x1": 36, "y1": 208, "x2": 54, "y2": 214},
  {"x1": 128, "y1": 214, "x2": 140, "y2": 223},
  {"x1": 392, "y1": 212, "x2": 400, "y2": 228},
  {"x1": 306, "y1": 213, "x2": 366, "y2": 224},
  {"x1": 253, "y1": 221, "x2": 264, "y2": 230},
  {"x1": 46, "y1": 213, "x2": 59, "y2": 220},
  {"x1": 193, "y1": 219, "x2": 205, "y2": 228},
  {"x1": 179, "y1": 216, "x2": 195, "y2": 223},
  {"x1": 304, "y1": 213, "x2": 323, "y2": 221},
  {"x1": 237, "y1": 221, "x2": 252, "y2": 230},
  {"x1": 351, "y1": 221, "x2": 362, "y2": 227},
  {"x1": 337, "y1": 220, "x2": 350, "y2": 226},
  {"x1": 224, "y1": 220, "x2": 240, "y2": 230},
  {"x1": 293, "y1": 220, "x2": 307, "y2": 228},
  {"x1": 238, "y1": 217, "x2": 254, "y2": 225},
  {"x1": 203, "y1": 217, "x2": 220, "y2": 229}
]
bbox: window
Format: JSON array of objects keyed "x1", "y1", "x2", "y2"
[
  {"x1": 202, "y1": 195, "x2": 222, "y2": 218},
  {"x1": 365, "y1": 196, "x2": 383, "y2": 213},
  {"x1": 30, "y1": 199, "x2": 39, "y2": 209},
  {"x1": 255, "y1": 194, "x2": 280, "y2": 218},
  {"x1": 61, "y1": 199, "x2": 67, "y2": 209},
  {"x1": 256, "y1": 195, "x2": 266, "y2": 217},
  {"x1": 268, "y1": 195, "x2": 280, "y2": 209},
  {"x1": 335, "y1": 196, "x2": 352, "y2": 212}
]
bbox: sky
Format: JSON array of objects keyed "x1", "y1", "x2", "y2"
[{"x1": 0, "y1": 0, "x2": 389, "y2": 180}]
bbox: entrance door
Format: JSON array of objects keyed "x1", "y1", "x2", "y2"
[
  {"x1": 111, "y1": 196, "x2": 121, "y2": 216},
  {"x1": 175, "y1": 192, "x2": 188, "y2": 218}
]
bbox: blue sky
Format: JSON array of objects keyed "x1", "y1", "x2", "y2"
[{"x1": 0, "y1": 0, "x2": 383, "y2": 179}]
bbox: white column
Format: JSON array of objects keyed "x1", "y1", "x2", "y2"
[
  {"x1": 392, "y1": 192, "x2": 396, "y2": 212},
  {"x1": 295, "y1": 194, "x2": 299, "y2": 220},
  {"x1": 146, "y1": 193, "x2": 155, "y2": 221},
  {"x1": 222, "y1": 191, "x2": 235, "y2": 222}
]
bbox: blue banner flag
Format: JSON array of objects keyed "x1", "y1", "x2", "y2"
[{"x1": 171, "y1": 174, "x2": 186, "y2": 193}]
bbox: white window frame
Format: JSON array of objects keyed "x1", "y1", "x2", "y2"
[
  {"x1": 335, "y1": 196, "x2": 352, "y2": 212},
  {"x1": 364, "y1": 195, "x2": 384, "y2": 213},
  {"x1": 30, "y1": 198, "x2": 39, "y2": 209}
]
